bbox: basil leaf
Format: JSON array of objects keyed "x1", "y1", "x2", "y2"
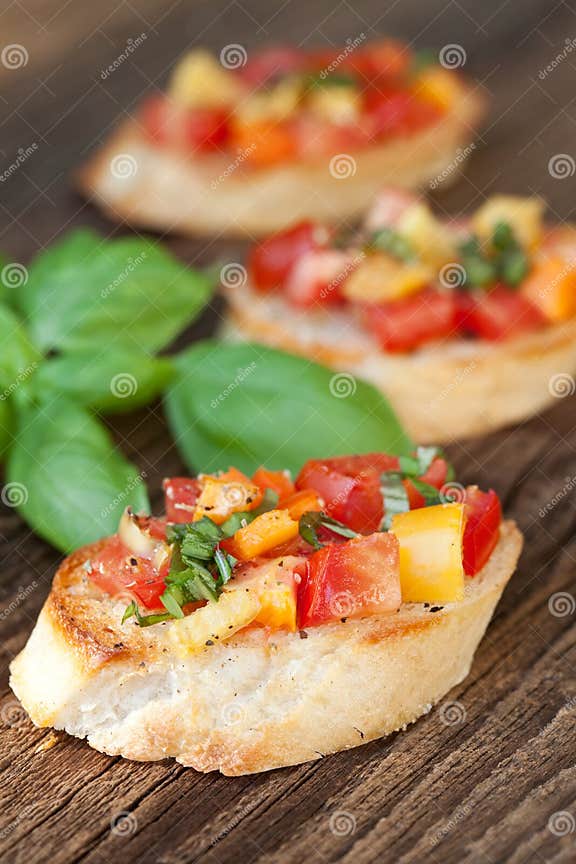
[
  {"x1": 180, "y1": 520, "x2": 222, "y2": 561},
  {"x1": 0, "y1": 303, "x2": 40, "y2": 395},
  {"x1": 299, "y1": 511, "x2": 358, "y2": 550},
  {"x1": 0, "y1": 398, "x2": 13, "y2": 460},
  {"x1": 380, "y1": 471, "x2": 410, "y2": 529},
  {"x1": 18, "y1": 229, "x2": 214, "y2": 353},
  {"x1": 166, "y1": 342, "x2": 413, "y2": 476},
  {"x1": 31, "y1": 348, "x2": 174, "y2": 413},
  {"x1": 6, "y1": 398, "x2": 149, "y2": 552}
]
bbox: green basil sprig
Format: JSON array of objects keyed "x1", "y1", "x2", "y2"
[{"x1": 0, "y1": 230, "x2": 214, "y2": 552}]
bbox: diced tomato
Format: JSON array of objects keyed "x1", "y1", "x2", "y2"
[
  {"x1": 292, "y1": 115, "x2": 369, "y2": 158},
  {"x1": 163, "y1": 477, "x2": 201, "y2": 523},
  {"x1": 346, "y1": 40, "x2": 411, "y2": 81},
  {"x1": 248, "y1": 220, "x2": 329, "y2": 291},
  {"x1": 285, "y1": 249, "x2": 352, "y2": 307},
  {"x1": 239, "y1": 47, "x2": 305, "y2": 87},
  {"x1": 362, "y1": 289, "x2": 457, "y2": 352},
  {"x1": 463, "y1": 487, "x2": 502, "y2": 576},
  {"x1": 297, "y1": 532, "x2": 401, "y2": 628},
  {"x1": 89, "y1": 536, "x2": 168, "y2": 610},
  {"x1": 296, "y1": 453, "x2": 398, "y2": 533},
  {"x1": 141, "y1": 96, "x2": 229, "y2": 151},
  {"x1": 459, "y1": 286, "x2": 547, "y2": 341},
  {"x1": 364, "y1": 88, "x2": 441, "y2": 140},
  {"x1": 404, "y1": 457, "x2": 450, "y2": 509},
  {"x1": 252, "y1": 467, "x2": 295, "y2": 501}
]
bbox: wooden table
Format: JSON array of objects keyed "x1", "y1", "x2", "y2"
[{"x1": 1, "y1": 1, "x2": 575, "y2": 861}]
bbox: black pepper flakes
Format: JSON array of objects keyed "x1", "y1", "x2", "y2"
[
  {"x1": 430, "y1": 606, "x2": 444, "y2": 613},
  {"x1": 205, "y1": 639, "x2": 214, "y2": 646},
  {"x1": 340, "y1": 617, "x2": 348, "y2": 624},
  {"x1": 299, "y1": 630, "x2": 308, "y2": 639}
]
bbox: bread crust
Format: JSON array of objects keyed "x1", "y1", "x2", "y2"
[
  {"x1": 76, "y1": 88, "x2": 485, "y2": 237},
  {"x1": 10, "y1": 522, "x2": 522, "y2": 775},
  {"x1": 222, "y1": 278, "x2": 576, "y2": 443}
]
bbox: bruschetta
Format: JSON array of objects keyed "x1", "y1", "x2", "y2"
[
  {"x1": 222, "y1": 191, "x2": 576, "y2": 442},
  {"x1": 10, "y1": 452, "x2": 522, "y2": 774},
  {"x1": 77, "y1": 42, "x2": 486, "y2": 236}
]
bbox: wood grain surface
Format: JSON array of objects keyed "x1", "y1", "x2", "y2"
[{"x1": 0, "y1": 1, "x2": 575, "y2": 862}]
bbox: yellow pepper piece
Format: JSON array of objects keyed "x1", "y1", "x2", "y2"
[
  {"x1": 256, "y1": 580, "x2": 297, "y2": 631},
  {"x1": 391, "y1": 503, "x2": 465, "y2": 604},
  {"x1": 472, "y1": 196, "x2": 544, "y2": 251},
  {"x1": 307, "y1": 85, "x2": 361, "y2": 123},
  {"x1": 168, "y1": 49, "x2": 241, "y2": 109},
  {"x1": 170, "y1": 588, "x2": 261, "y2": 655},
  {"x1": 342, "y1": 253, "x2": 432, "y2": 303},
  {"x1": 521, "y1": 254, "x2": 576, "y2": 322},
  {"x1": 396, "y1": 202, "x2": 457, "y2": 268},
  {"x1": 225, "y1": 509, "x2": 299, "y2": 561},
  {"x1": 412, "y1": 67, "x2": 462, "y2": 112}
]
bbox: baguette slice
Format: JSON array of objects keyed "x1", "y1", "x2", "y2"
[
  {"x1": 76, "y1": 87, "x2": 485, "y2": 237},
  {"x1": 222, "y1": 279, "x2": 576, "y2": 444},
  {"x1": 10, "y1": 521, "x2": 522, "y2": 775}
]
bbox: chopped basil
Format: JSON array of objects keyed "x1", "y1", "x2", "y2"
[
  {"x1": 369, "y1": 227, "x2": 415, "y2": 262},
  {"x1": 398, "y1": 446, "x2": 441, "y2": 478},
  {"x1": 122, "y1": 600, "x2": 173, "y2": 628},
  {"x1": 408, "y1": 478, "x2": 443, "y2": 505},
  {"x1": 299, "y1": 511, "x2": 358, "y2": 550},
  {"x1": 306, "y1": 72, "x2": 358, "y2": 90},
  {"x1": 459, "y1": 222, "x2": 530, "y2": 290},
  {"x1": 459, "y1": 237, "x2": 497, "y2": 288},
  {"x1": 380, "y1": 471, "x2": 410, "y2": 529}
]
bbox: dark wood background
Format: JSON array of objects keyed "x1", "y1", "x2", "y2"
[{"x1": 1, "y1": 1, "x2": 575, "y2": 861}]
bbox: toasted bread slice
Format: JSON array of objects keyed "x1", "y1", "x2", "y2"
[
  {"x1": 76, "y1": 87, "x2": 485, "y2": 237},
  {"x1": 10, "y1": 521, "x2": 521, "y2": 775},
  {"x1": 222, "y1": 279, "x2": 576, "y2": 444}
]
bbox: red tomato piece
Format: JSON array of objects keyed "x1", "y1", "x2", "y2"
[
  {"x1": 459, "y1": 286, "x2": 546, "y2": 341},
  {"x1": 463, "y1": 487, "x2": 502, "y2": 576},
  {"x1": 364, "y1": 88, "x2": 441, "y2": 139},
  {"x1": 284, "y1": 249, "x2": 352, "y2": 307},
  {"x1": 141, "y1": 96, "x2": 229, "y2": 151},
  {"x1": 239, "y1": 47, "x2": 305, "y2": 86},
  {"x1": 163, "y1": 477, "x2": 201, "y2": 523},
  {"x1": 252, "y1": 467, "x2": 295, "y2": 501},
  {"x1": 89, "y1": 536, "x2": 168, "y2": 610},
  {"x1": 296, "y1": 453, "x2": 398, "y2": 533},
  {"x1": 361, "y1": 289, "x2": 458, "y2": 352},
  {"x1": 346, "y1": 40, "x2": 411, "y2": 80},
  {"x1": 404, "y1": 457, "x2": 450, "y2": 509},
  {"x1": 297, "y1": 532, "x2": 401, "y2": 628},
  {"x1": 248, "y1": 221, "x2": 329, "y2": 292}
]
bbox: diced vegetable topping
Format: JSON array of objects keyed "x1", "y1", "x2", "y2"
[
  {"x1": 144, "y1": 41, "x2": 461, "y2": 163},
  {"x1": 88, "y1": 453, "x2": 502, "y2": 639},
  {"x1": 246, "y1": 192, "x2": 568, "y2": 352}
]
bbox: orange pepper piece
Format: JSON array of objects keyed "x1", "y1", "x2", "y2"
[
  {"x1": 280, "y1": 489, "x2": 324, "y2": 520},
  {"x1": 193, "y1": 467, "x2": 263, "y2": 524},
  {"x1": 252, "y1": 466, "x2": 295, "y2": 501},
  {"x1": 522, "y1": 254, "x2": 576, "y2": 322},
  {"x1": 222, "y1": 509, "x2": 299, "y2": 561}
]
